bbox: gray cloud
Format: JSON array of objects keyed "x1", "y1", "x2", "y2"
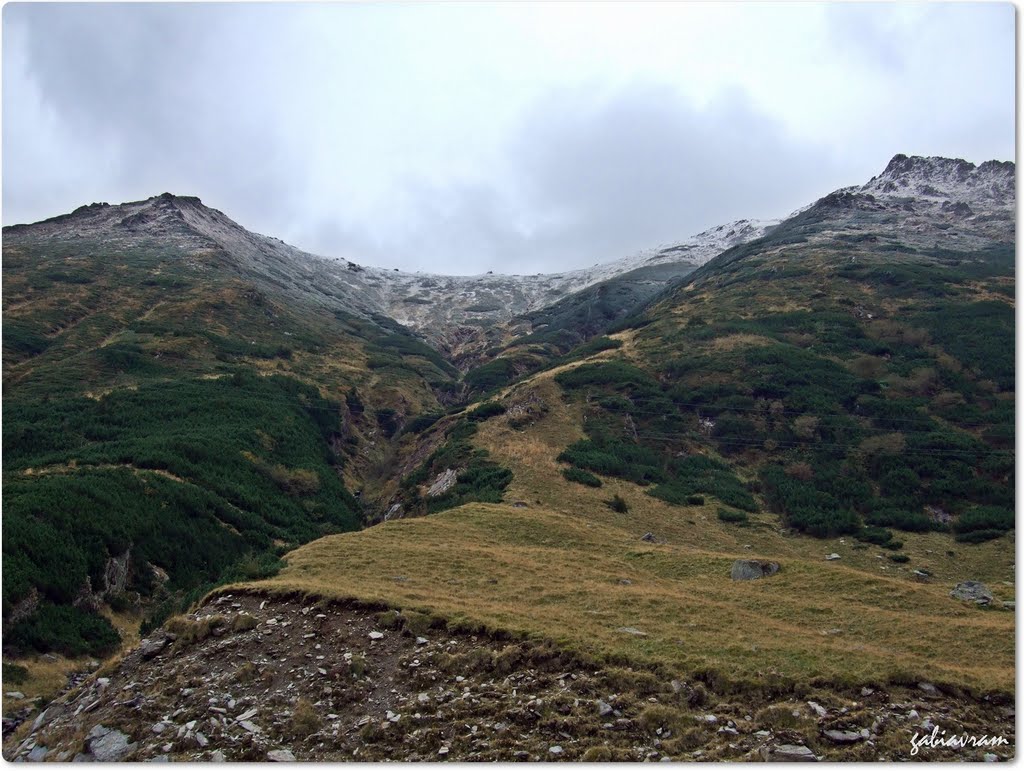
[{"x1": 2, "y1": 3, "x2": 1014, "y2": 275}]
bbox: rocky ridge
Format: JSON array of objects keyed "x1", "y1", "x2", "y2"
[{"x1": 4, "y1": 154, "x2": 1011, "y2": 350}]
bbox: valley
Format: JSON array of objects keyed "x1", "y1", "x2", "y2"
[{"x1": 1, "y1": 154, "x2": 1015, "y2": 761}]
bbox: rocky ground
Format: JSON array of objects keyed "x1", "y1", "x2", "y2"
[{"x1": 3, "y1": 593, "x2": 1014, "y2": 762}]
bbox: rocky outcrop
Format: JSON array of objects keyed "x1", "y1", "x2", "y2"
[
  {"x1": 730, "y1": 560, "x2": 780, "y2": 581},
  {"x1": 426, "y1": 469, "x2": 459, "y2": 498},
  {"x1": 950, "y1": 581, "x2": 993, "y2": 605}
]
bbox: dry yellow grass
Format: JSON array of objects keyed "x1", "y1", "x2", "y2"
[{"x1": 237, "y1": 376, "x2": 1014, "y2": 694}]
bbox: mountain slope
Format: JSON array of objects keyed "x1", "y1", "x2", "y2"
[
  {"x1": 2, "y1": 195, "x2": 460, "y2": 658},
  {"x1": 218, "y1": 153, "x2": 1015, "y2": 698},
  {"x1": 1, "y1": 155, "x2": 1015, "y2": 761}
]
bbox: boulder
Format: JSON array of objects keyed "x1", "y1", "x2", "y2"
[
  {"x1": 267, "y1": 749, "x2": 297, "y2": 762},
  {"x1": 950, "y1": 581, "x2": 993, "y2": 605},
  {"x1": 138, "y1": 634, "x2": 172, "y2": 660},
  {"x1": 761, "y1": 744, "x2": 817, "y2": 762},
  {"x1": 730, "y1": 560, "x2": 780, "y2": 581},
  {"x1": 87, "y1": 726, "x2": 135, "y2": 762}
]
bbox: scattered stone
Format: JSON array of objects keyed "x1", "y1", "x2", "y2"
[
  {"x1": 825, "y1": 553, "x2": 841, "y2": 561},
  {"x1": 823, "y1": 729, "x2": 864, "y2": 744},
  {"x1": 549, "y1": 745, "x2": 564, "y2": 755},
  {"x1": 641, "y1": 532, "x2": 656, "y2": 543},
  {"x1": 147, "y1": 755, "x2": 169, "y2": 763},
  {"x1": 5, "y1": 691, "x2": 25, "y2": 700},
  {"x1": 730, "y1": 560, "x2": 780, "y2": 581},
  {"x1": 236, "y1": 707, "x2": 258, "y2": 722},
  {"x1": 1003, "y1": 601, "x2": 1015, "y2": 611},
  {"x1": 918, "y1": 682, "x2": 940, "y2": 696},
  {"x1": 861, "y1": 687, "x2": 874, "y2": 697},
  {"x1": 267, "y1": 749, "x2": 297, "y2": 762},
  {"x1": 438, "y1": 747, "x2": 450, "y2": 756},
  {"x1": 807, "y1": 701, "x2": 828, "y2": 718},
  {"x1": 912, "y1": 570, "x2": 931, "y2": 583},
  {"x1": 415, "y1": 637, "x2": 428, "y2": 646},
  {"x1": 238, "y1": 720, "x2": 261, "y2": 734},
  {"x1": 984, "y1": 753, "x2": 999, "y2": 762},
  {"x1": 598, "y1": 700, "x2": 614, "y2": 717},
  {"x1": 210, "y1": 751, "x2": 226, "y2": 762},
  {"x1": 950, "y1": 581, "x2": 993, "y2": 605},
  {"x1": 369, "y1": 631, "x2": 385, "y2": 640},
  {"x1": 616, "y1": 627, "x2": 648, "y2": 636},
  {"x1": 762, "y1": 744, "x2": 817, "y2": 762}
]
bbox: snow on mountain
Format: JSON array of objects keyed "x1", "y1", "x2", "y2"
[{"x1": 6, "y1": 154, "x2": 1011, "y2": 345}]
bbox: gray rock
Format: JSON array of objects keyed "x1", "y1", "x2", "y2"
[
  {"x1": 730, "y1": 560, "x2": 780, "y2": 581},
  {"x1": 26, "y1": 746, "x2": 48, "y2": 762},
  {"x1": 238, "y1": 720, "x2": 261, "y2": 734},
  {"x1": 807, "y1": 701, "x2": 828, "y2": 718},
  {"x1": 5, "y1": 691, "x2": 25, "y2": 700},
  {"x1": 138, "y1": 635, "x2": 172, "y2": 660},
  {"x1": 984, "y1": 753, "x2": 999, "y2": 762},
  {"x1": 548, "y1": 746, "x2": 563, "y2": 755},
  {"x1": 616, "y1": 627, "x2": 647, "y2": 636},
  {"x1": 147, "y1": 756, "x2": 170, "y2": 763},
  {"x1": 825, "y1": 553, "x2": 841, "y2": 561},
  {"x1": 823, "y1": 729, "x2": 864, "y2": 744},
  {"x1": 210, "y1": 751, "x2": 227, "y2": 762},
  {"x1": 950, "y1": 581, "x2": 993, "y2": 605},
  {"x1": 762, "y1": 744, "x2": 817, "y2": 762},
  {"x1": 426, "y1": 469, "x2": 459, "y2": 498},
  {"x1": 641, "y1": 532, "x2": 656, "y2": 542},
  {"x1": 918, "y1": 682, "x2": 940, "y2": 696},
  {"x1": 1002, "y1": 601, "x2": 1015, "y2": 611},
  {"x1": 597, "y1": 701, "x2": 614, "y2": 717},
  {"x1": 88, "y1": 728, "x2": 135, "y2": 762},
  {"x1": 267, "y1": 749, "x2": 296, "y2": 762}
]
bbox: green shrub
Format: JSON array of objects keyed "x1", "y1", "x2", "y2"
[
  {"x1": 857, "y1": 526, "x2": 895, "y2": 546},
  {"x1": 468, "y1": 401, "x2": 507, "y2": 422},
  {"x1": 955, "y1": 529, "x2": 1007, "y2": 544},
  {"x1": 717, "y1": 508, "x2": 748, "y2": 524},
  {"x1": 888, "y1": 554, "x2": 910, "y2": 564},
  {"x1": 607, "y1": 494, "x2": 630, "y2": 514},
  {"x1": 562, "y1": 467, "x2": 602, "y2": 487},
  {"x1": 3, "y1": 663, "x2": 29, "y2": 685},
  {"x1": 7, "y1": 603, "x2": 121, "y2": 657},
  {"x1": 952, "y1": 506, "x2": 1015, "y2": 536}
]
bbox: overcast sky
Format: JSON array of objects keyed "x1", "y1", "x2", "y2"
[{"x1": 3, "y1": 2, "x2": 1015, "y2": 274}]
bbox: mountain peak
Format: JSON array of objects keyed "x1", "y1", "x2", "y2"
[{"x1": 860, "y1": 153, "x2": 1014, "y2": 210}]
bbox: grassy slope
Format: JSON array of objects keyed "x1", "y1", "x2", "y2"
[{"x1": 242, "y1": 373, "x2": 1013, "y2": 693}]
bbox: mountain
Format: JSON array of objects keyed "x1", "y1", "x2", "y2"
[{"x1": 2, "y1": 155, "x2": 1015, "y2": 761}]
